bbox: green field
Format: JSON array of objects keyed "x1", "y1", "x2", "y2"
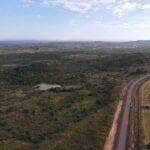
[{"x1": 141, "y1": 81, "x2": 150, "y2": 149}]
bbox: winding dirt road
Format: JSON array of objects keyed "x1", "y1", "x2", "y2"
[
  {"x1": 104, "y1": 75, "x2": 150, "y2": 150},
  {"x1": 116, "y1": 75, "x2": 150, "y2": 150}
]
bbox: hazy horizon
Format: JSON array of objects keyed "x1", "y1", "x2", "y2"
[{"x1": 1, "y1": 39, "x2": 150, "y2": 43}]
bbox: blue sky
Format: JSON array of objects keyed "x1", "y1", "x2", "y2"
[{"x1": 0, "y1": 0, "x2": 150, "y2": 41}]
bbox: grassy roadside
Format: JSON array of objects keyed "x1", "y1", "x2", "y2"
[
  {"x1": 128, "y1": 79, "x2": 150, "y2": 150},
  {"x1": 140, "y1": 81, "x2": 150, "y2": 149}
]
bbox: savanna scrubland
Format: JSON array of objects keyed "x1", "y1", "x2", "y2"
[{"x1": 0, "y1": 42, "x2": 150, "y2": 150}]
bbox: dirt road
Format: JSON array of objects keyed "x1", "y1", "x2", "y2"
[
  {"x1": 104, "y1": 75, "x2": 150, "y2": 150},
  {"x1": 116, "y1": 76, "x2": 150, "y2": 150}
]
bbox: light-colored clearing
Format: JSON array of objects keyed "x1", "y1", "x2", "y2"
[{"x1": 37, "y1": 83, "x2": 61, "y2": 91}]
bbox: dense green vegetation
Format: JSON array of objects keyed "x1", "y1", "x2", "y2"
[{"x1": 0, "y1": 43, "x2": 150, "y2": 150}]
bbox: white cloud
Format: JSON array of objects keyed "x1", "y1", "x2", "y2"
[
  {"x1": 20, "y1": 0, "x2": 150, "y2": 17},
  {"x1": 113, "y1": 1, "x2": 140, "y2": 16},
  {"x1": 21, "y1": 0, "x2": 34, "y2": 7},
  {"x1": 42, "y1": 0, "x2": 116, "y2": 13},
  {"x1": 113, "y1": 1, "x2": 150, "y2": 17},
  {"x1": 141, "y1": 4, "x2": 150, "y2": 9}
]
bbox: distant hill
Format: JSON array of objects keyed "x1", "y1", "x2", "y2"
[
  {"x1": 0, "y1": 40, "x2": 150, "y2": 46},
  {"x1": 0, "y1": 40, "x2": 47, "y2": 46},
  {"x1": 0, "y1": 40, "x2": 150, "y2": 55}
]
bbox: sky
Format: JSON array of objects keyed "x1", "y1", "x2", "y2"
[{"x1": 0, "y1": 0, "x2": 150, "y2": 41}]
